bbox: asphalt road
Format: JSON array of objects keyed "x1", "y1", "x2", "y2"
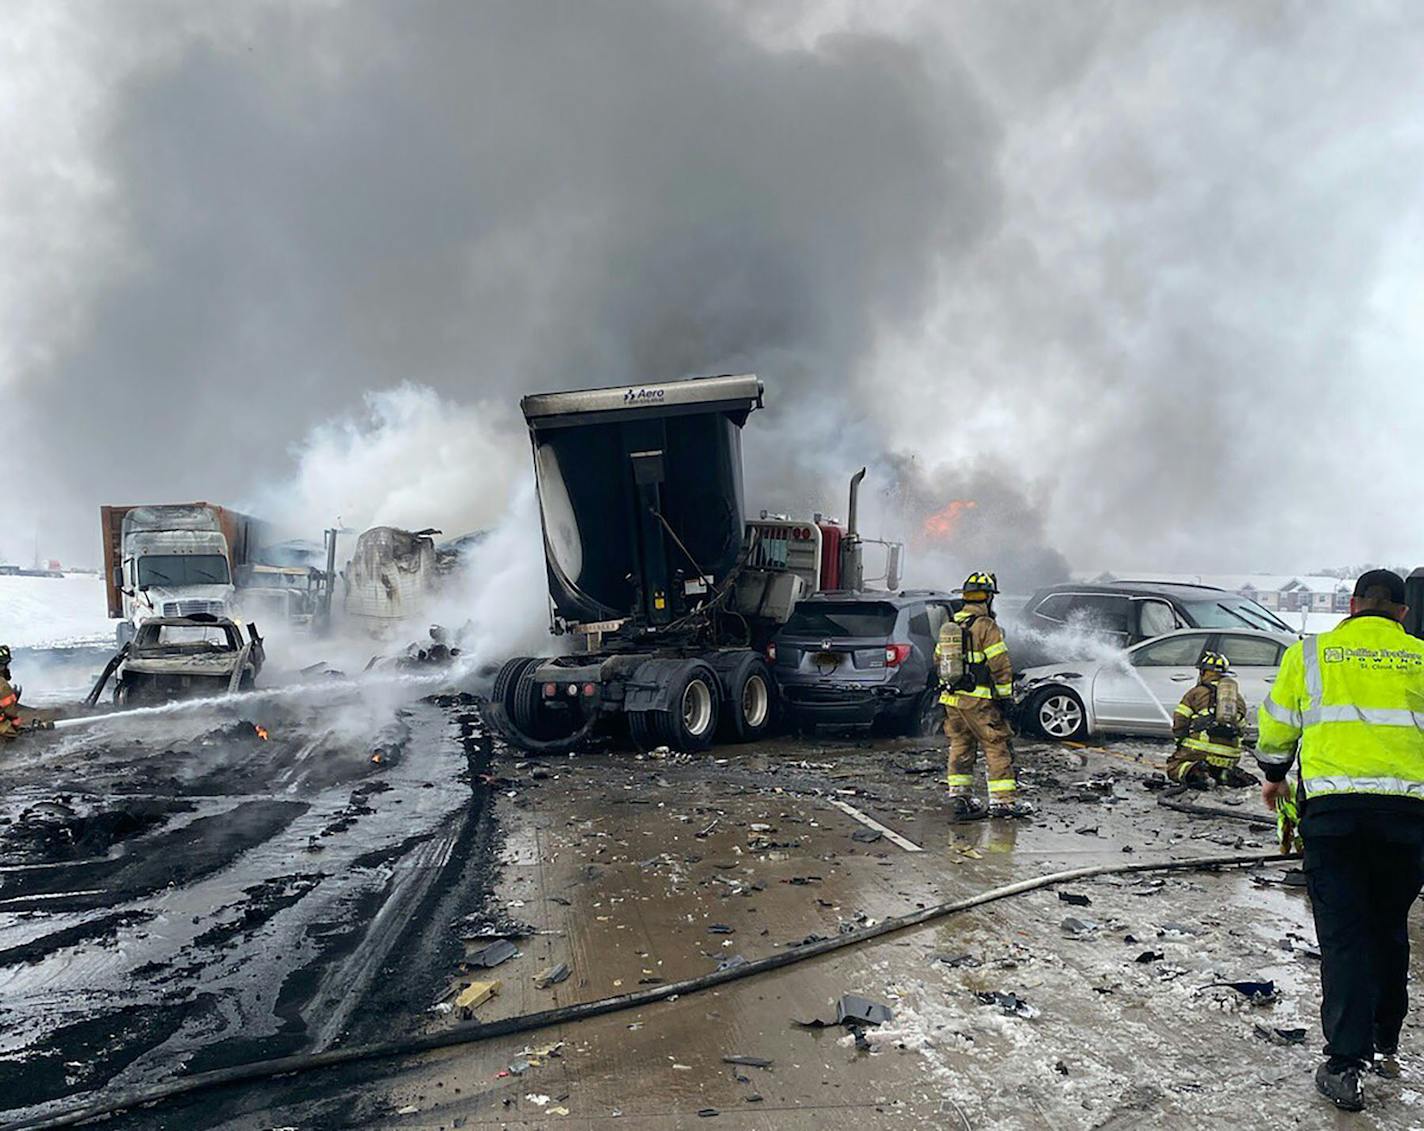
[{"x1": 3, "y1": 688, "x2": 1422, "y2": 1130}]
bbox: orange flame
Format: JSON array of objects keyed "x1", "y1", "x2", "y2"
[
  {"x1": 920, "y1": 499, "x2": 977, "y2": 542},
  {"x1": 255, "y1": 725, "x2": 270, "y2": 741}
]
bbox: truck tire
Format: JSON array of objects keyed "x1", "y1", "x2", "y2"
[
  {"x1": 493, "y1": 656, "x2": 538, "y2": 716},
  {"x1": 512, "y1": 668, "x2": 550, "y2": 738},
  {"x1": 714, "y1": 653, "x2": 775, "y2": 743},
  {"x1": 629, "y1": 660, "x2": 721, "y2": 753}
]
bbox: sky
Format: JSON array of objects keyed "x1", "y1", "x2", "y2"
[{"x1": 3, "y1": 0, "x2": 1423, "y2": 584}]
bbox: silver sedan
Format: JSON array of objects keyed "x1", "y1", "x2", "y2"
[{"x1": 1014, "y1": 627, "x2": 1297, "y2": 741}]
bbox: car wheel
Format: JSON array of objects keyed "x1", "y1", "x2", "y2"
[
  {"x1": 1031, "y1": 687, "x2": 1087, "y2": 741},
  {"x1": 905, "y1": 688, "x2": 945, "y2": 738}
]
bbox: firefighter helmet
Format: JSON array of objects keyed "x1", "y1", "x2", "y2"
[
  {"x1": 1198, "y1": 651, "x2": 1230, "y2": 674},
  {"x1": 0, "y1": 644, "x2": 10, "y2": 667},
  {"x1": 958, "y1": 571, "x2": 999, "y2": 596}
]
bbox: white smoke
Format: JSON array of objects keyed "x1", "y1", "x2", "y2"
[
  {"x1": 271, "y1": 384, "x2": 523, "y2": 541},
  {"x1": 253, "y1": 383, "x2": 552, "y2": 677}
]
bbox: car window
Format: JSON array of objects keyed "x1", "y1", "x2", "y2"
[
  {"x1": 1062, "y1": 595, "x2": 1131, "y2": 635},
  {"x1": 1033, "y1": 594, "x2": 1075, "y2": 622},
  {"x1": 153, "y1": 625, "x2": 232, "y2": 648},
  {"x1": 1131, "y1": 634, "x2": 1209, "y2": 667},
  {"x1": 1136, "y1": 599, "x2": 1179, "y2": 637},
  {"x1": 1216, "y1": 635, "x2": 1282, "y2": 667},
  {"x1": 925, "y1": 601, "x2": 953, "y2": 639},
  {"x1": 908, "y1": 609, "x2": 931, "y2": 643},
  {"x1": 781, "y1": 601, "x2": 898, "y2": 638}
]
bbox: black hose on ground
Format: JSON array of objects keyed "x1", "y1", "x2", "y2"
[
  {"x1": 3, "y1": 847, "x2": 1299, "y2": 1131},
  {"x1": 477, "y1": 700, "x2": 599, "y2": 755},
  {"x1": 1157, "y1": 791, "x2": 1277, "y2": 829}
]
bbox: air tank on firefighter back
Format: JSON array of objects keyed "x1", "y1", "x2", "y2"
[{"x1": 520, "y1": 375, "x2": 764, "y2": 632}]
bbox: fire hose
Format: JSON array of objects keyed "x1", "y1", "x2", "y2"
[{"x1": 4, "y1": 847, "x2": 1299, "y2": 1131}]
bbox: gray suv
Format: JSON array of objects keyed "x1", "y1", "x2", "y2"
[
  {"x1": 770, "y1": 590, "x2": 955, "y2": 736},
  {"x1": 1016, "y1": 580, "x2": 1293, "y2": 666}
]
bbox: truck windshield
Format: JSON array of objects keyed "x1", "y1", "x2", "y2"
[
  {"x1": 137, "y1": 555, "x2": 231, "y2": 587},
  {"x1": 781, "y1": 602, "x2": 898, "y2": 639}
]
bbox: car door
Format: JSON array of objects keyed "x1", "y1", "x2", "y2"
[
  {"x1": 1210, "y1": 633, "x2": 1286, "y2": 732},
  {"x1": 1092, "y1": 633, "x2": 1211, "y2": 733}
]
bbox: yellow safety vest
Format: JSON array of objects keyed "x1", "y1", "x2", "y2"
[{"x1": 1257, "y1": 614, "x2": 1424, "y2": 801}]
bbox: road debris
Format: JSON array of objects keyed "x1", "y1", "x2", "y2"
[
  {"x1": 455, "y1": 979, "x2": 500, "y2": 1012},
  {"x1": 536, "y1": 963, "x2": 571, "y2": 987},
  {"x1": 1205, "y1": 980, "x2": 1278, "y2": 1005},
  {"x1": 1254, "y1": 1025, "x2": 1307, "y2": 1045},
  {"x1": 722, "y1": 1055, "x2": 773, "y2": 1069},
  {"x1": 974, "y1": 991, "x2": 1039, "y2": 1019},
  {"x1": 467, "y1": 938, "x2": 518, "y2": 968}
]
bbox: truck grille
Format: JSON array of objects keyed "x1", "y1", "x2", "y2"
[{"x1": 163, "y1": 600, "x2": 226, "y2": 617}]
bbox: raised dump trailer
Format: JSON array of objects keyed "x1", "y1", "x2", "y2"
[{"x1": 489, "y1": 374, "x2": 897, "y2": 754}]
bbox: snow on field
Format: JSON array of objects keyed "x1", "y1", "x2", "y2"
[{"x1": 0, "y1": 574, "x2": 117, "y2": 648}]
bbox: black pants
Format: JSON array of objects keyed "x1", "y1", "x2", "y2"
[{"x1": 1305, "y1": 829, "x2": 1424, "y2": 1067}]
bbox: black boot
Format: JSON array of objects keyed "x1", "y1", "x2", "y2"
[
  {"x1": 949, "y1": 796, "x2": 989, "y2": 822},
  {"x1": 1316, "y1": 1062, "x2": 1365, "y2": 1111},
  {"x1": 1182, "y1": 762, "x2": 1213, "y2": 791}
]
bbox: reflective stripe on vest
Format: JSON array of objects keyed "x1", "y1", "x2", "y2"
[
  {"x1": 0, "y1": 693, "x2": 15, "y2": 709},
  {"x1": 1304, "y1": 776, "x2": 1424, "y2": 800},
  {"x1": 1261, "y1": 698, "x2": 1302, "y2": 728}
]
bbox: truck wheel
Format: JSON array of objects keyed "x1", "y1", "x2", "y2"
[
  {"x1": 493, "y1": 656, "x2": 538, "y2": 716},
  {"x1": 716, "y1": 654, "x2": 775, "y2": 743},
  {"x1": 512, "y1": 668, "x2": 551, "y2": 739},
  {"x1": 630, "y1": 660, "x2": 721, "y2": 753}
]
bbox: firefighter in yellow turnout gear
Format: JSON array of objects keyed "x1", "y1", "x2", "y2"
[
  {"x1": 936, "y1": 572, "x2": 1032, "y2": 821},
  {"x1": 1165, "y1": 651, "x2": 1257, "y2": 788},
  {"x1": 0, "y1": 645, "x2": 25, "y2": 740}
]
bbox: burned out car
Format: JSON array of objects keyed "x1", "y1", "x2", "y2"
[{"x1": 87, "y1": 615, "x2": 265, "y2": 706}]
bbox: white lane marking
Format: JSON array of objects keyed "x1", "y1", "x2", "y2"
[{"x1": 827, "y1": 798, "x2": 923, "y2": 853}]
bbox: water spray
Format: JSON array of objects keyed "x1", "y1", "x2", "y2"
[{"x1": 52, "y1": 665, "x2": 475, "y2": 732}]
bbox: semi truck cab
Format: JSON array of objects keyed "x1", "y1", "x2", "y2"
[{"x1": 108, "y1": 506, "x2": 238, "y2": 643}]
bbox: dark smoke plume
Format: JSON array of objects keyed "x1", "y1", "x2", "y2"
[{"x1": 5, "y1": 1, "x2": 1424, "y2": 576}]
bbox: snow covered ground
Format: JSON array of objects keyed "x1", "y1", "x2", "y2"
[
  {"x1": 1276, "y1": 610, "x2": 1346, "y2": 634},
  {"x1": 0, "y1": 574, "x2": 116, "y2": 649}
]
